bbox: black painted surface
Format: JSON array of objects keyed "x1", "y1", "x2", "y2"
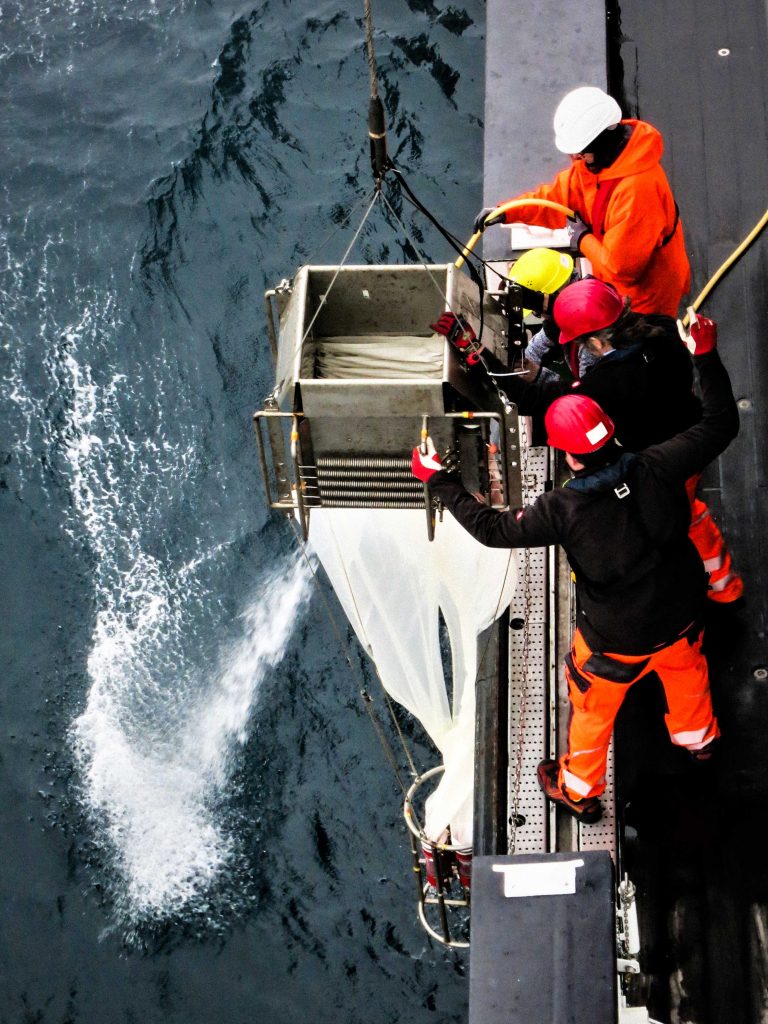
[
  {"x1": 610, "y1": 1, "x2": 768, "y2": 1020},
  {"x1": 469, "y1": 852, "x2": 617, "y2": 1024},
  {"x1": 473, "y1": 615, "x2": 508, "y2": 857}
]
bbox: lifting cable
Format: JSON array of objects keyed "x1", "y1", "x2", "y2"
[
  {"x1": 377, "y1": 185, "x2": 515, "y2": 415},
  {"x1": 273, "y1": 0, "x2": 533, "y2": 818},
  {"x1": 363, "y1": 0, "x2": 389, "y2": 185},
  {"x1": 287, "y1": 515, "x2": 417, "y2": 797},
  {"x1": 275, "y1": 187, "x2": 379, "y2": 399}
]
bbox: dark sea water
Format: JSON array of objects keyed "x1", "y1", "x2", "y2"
[{"x1": 0, "y1": 1, "x2": 484, "y2": 1020}]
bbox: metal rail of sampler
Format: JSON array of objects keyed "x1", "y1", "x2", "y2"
[{"x1": 254, "y1": 263, "x2": 523, "y2": 535}]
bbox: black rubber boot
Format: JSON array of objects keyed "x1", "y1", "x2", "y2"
[{"x1": 688, "y1": 737, "x2": 720, "y2": 763}]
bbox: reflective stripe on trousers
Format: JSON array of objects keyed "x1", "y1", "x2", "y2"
[
  {"x1": 685, "y1": 473, "x2": 744, "y2": 603},
  {"x1": 559, "y1": 627, "x2": 720, "y2": 800}
]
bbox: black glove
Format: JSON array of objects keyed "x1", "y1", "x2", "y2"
[
  {"x1": 506, "y1": 282, "x2": 546, "y2": 316},
  {"x1": 430, "y1": 312, "x2": 482, "y2": 366},
  {"x1": 473, "y1": 206, "x2": 504, "y2": 234},
  {"x1": 566, "y1": 214, "x2": 591, "y2": 251}
]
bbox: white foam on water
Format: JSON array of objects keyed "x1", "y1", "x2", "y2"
[
  {"x1": 2, "y1": 230, "x2": 312, "y2": 921},
  {"x1": 73, "y1": 556, "x2": 311, "y2": 917}
]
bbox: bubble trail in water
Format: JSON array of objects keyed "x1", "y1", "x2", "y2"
[
  {"x1": 72, "y1": 556, "x2": 311, "y2": 919},
  {"x1": 1, "y1": 228, "x2": 313, "y2": 923}
]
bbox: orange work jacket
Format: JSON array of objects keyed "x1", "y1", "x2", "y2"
[{"x1": 501, "y1": 120, "x2": 691, "y2": 317}]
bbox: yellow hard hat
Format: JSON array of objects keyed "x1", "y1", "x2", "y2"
[{"x1": 507, "y1": 247, "x2": 574, "y2": 295}]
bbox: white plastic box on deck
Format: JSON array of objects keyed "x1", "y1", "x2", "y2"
[{"x1": 254, "y1": 263, "x2": 523, "y2": 845}]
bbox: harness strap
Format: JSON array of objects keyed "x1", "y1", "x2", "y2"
[{"x1": 660, "y1": 201, "x2": 680, "y2": 247}]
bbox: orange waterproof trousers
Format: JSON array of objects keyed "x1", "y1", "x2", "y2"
[
  {"x1": 559, "y1": 627, "x2": 720, "y2": 800},
  {"x1": 686, "y1": 474, "x2": 743, "y2": 603}
]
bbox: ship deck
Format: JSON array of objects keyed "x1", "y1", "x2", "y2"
[{"x1": 477, "y1": 0, "x2": 768, "y2": 1020}]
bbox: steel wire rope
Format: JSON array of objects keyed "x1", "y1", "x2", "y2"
[
  {"x1": 270, "y1": 188, "x2": 380, "y2": 403},
  {"x1": 295, "y1": 187, "x2": 379, "y2": 353},
  {"x1": 316, "y1": 510, "x2": 421, "y2": 781},
  {"x1": 377, "y1": 186, "x2": 518, "y2": 412},
  {"x1": 392, "y1": 176, "x2": 522, "y2": 317},
  {"x1": 386, "y1": 164, "x2": 486, "y2": 292},
  {"x1": 377, "y1": 184, "x2": 520, "y2": 738},
  {"x1": 381, "y1": 175, "x2": 542, "y2": 397},
  {"x1": 234, "y1": 191, "x2": 379, "y2": 420},
  {"x1": 363, "y1": 0, "x2": 380, "y2": 102},
  {"x1": 286, "y1": 516, "x2": 414, "y2": 796},
  {"x1": 296, "y1": 185, "x2": 385, "y2": 273}
]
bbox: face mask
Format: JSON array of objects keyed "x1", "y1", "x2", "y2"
[{"x1": 581, "y1": 124, "x2": 632, "y2": 173}]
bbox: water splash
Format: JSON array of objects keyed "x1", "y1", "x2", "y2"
[
  {"x1": 1, "y1": 227, "x2": 312, "y2": 923},
  {"x1": 72, "y1": 556, "x2": 311, "y2": 919}
]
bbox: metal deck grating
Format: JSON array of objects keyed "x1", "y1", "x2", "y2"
[
  {"x1": 506, "y1": 424, "x2": 550, "y2": 854},
  {"x1": 506, "y1": 420, "x2": 616, "y2": 858}
]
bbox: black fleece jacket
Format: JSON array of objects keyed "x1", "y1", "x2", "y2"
[
  {"x1": 430, "y1": 351, "x2": 739, "y2": 654},
  {"x1": 486, "y1": 316, "x2": 701, "y2": 452}
]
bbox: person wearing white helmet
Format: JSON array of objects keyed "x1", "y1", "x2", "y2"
[{"x1": 474, "y1": 86, "x2": 691, "y2": 319}]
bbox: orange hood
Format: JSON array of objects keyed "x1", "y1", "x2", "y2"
[{"x1": 597, "y1": 119, "x2": 664, "y2": 180}]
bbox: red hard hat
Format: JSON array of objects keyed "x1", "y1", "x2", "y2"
[
  {"x1": 545, "y1": 393, "x2": 615, "y2": 454},
  {"x1": 553, "y1": 279, "x2": 625, "y2": 345}
]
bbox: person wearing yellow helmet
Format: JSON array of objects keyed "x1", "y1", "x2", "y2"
[
  {"x1": 504, "y1": 247, "x2": 594, "y2": 379},
  {"x1": 506, "y1": 246, "x2": 574, "y2": 310}
]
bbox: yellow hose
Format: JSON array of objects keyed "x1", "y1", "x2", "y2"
[
  {"x1": 454, "y1": 198, "x2": 574, "y2": 269},
  {"x1": 681, "y1": 206, "x2": 768, "y2": 326}
]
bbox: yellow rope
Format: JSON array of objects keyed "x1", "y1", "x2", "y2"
[
  {"x1": 682, "y1": 206, "x2": 768, "y2": 326},
  {"x1": 454, "y1": 198, "x2": 574, "y2": 269}
]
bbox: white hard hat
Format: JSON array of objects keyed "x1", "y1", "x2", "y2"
[{"x1": 553, "y1": 86, "x2": 623, "y2": 154}]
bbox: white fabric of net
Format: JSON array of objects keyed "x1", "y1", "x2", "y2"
[{"x1": 308, "y1": 508, "x2": 518, "y2": 847}]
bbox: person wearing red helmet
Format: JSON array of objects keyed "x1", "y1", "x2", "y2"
[
  {"x1": 413, "y1": 316, "x2": 739, "y2": 823},
  {"x1": 432, "y1": 278, "x2": 744, "y2": 603},
  {"x1": 473, "y1": 86, "x2": 690, "y2": 318}
]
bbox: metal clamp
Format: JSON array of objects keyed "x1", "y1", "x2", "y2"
[{"x1": 253, "y1": 406, "x2": 310, "y2": 539}]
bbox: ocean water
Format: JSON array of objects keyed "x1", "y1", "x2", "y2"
[{"x1": 0, "y1": 1, "x2": 483, "y2": 1020}]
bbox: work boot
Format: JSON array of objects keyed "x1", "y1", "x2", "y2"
[
  {"x1": 688, "y1": 737, "x2": 720, "y2": 763},
  {"x1": 536, "y1": 759, "x2": 603, "y2": 824}
]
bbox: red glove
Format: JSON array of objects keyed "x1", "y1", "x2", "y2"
[
  {"x1": 411, "y1": 437, "x2": 442, "y2": 482},
  {"x1": 677, "y1": 308, "x2": 718, "y2": 355},
  {"x1": 430, "y1": 312, "x2": 482, "y2": 366}
]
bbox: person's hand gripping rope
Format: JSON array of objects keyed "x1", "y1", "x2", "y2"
[
  {"x1": 677, "y1": 307, "x2": 718, "y2": 355},
  {"x1": 411, "y1": 436, "x2": 442, "y2": 483}
]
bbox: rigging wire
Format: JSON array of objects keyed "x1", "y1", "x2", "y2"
[
  {"x1": 387, "y1": 164, "x2": 486, "y2": 292},
  {"x1": 297, "y1": 186, "x2": 386, "y2": 270},
  {"x1": 297, "y1": 188, "x2": 379, "y2": 351},
  {"x1": 363, "y1": 0, "x2": 380, "y2": 101},
  {"x1": 287, "y1": 516, "x2": 413, "y2": 796},
  {"x1": 378, "y1": 184, "x2": 518, "y2": 412},
  {"x1": 272, "y1": 187, "x2": 380, "y2": 400}
]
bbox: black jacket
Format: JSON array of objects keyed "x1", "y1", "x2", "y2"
[
  {"x1": 430, "y1": 351, "x2": 739, "y2": 654},
  {"x1": 488, "y1": 316, "x2": 701, "y2": 452}
]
